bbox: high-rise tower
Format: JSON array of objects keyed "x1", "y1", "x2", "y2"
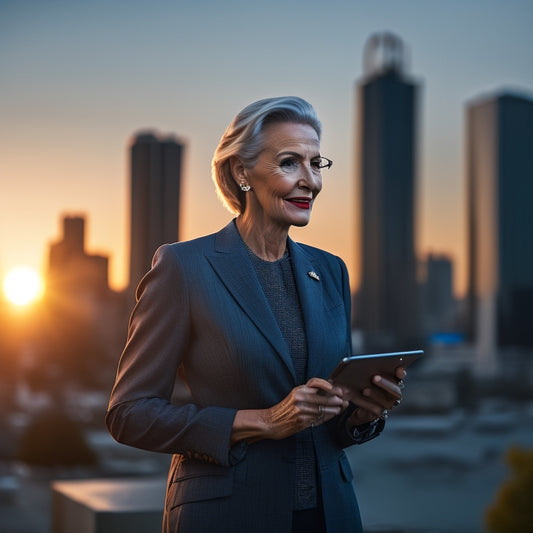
[
  {"x1": 466, "y1": 92, "x2": 533, "y2": 366},
  {"x1": 355, "y1": 33, "x2": 420, "y2": 351},
  {"x1": 129, "y1": 131, "x2": 184, "y2": 290}
]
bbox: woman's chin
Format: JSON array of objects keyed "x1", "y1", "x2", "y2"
[
  {"x1": 292, "y1": 218, "x2": 311, "y2": 228},
  {"x1": 291, "y1": 211, "x2": 313, "y2": 227}
]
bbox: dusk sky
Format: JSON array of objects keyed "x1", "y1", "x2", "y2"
[{"x1": 1, "y1": 0, "x2": 532, "y2": 296}]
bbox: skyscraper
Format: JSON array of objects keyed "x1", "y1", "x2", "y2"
[
  {"x1": 129, "y1": 131, "x2": 184, "y2": 290},
  {"x1": 355, "y1": 33, "x2": 420, "y2": 351},
  {"x1": 466, "y1": 92, "x2": 533, "y2": 362}
]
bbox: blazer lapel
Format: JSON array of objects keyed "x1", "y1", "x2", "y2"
[
  {"x1": 288, "y1": 239, "x2": 328, "y2": 380},
  {"x1": 206, "y1": 222, "x2": 296, "y2": 381}
]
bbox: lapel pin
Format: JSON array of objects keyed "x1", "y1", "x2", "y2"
[{"x1": 307, "y1": 271, "x2": 320, "y2": 281}]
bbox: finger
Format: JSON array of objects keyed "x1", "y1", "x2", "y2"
[
  {"x1": 306, "y1": 377, "x2": 335, "y2": 393},
  {"x1": 349, "y1": 394, "x2": 384, "y2": 418},
  {"x1": 361, "y1": 386, "x2": 399, "y2": 413},
  {"x1": 395, "y1": 367, "x2": 407, "y2": 380},
  {"x1": 372, "y1": 375, "x2": 402, "y2": 399},
  {"x1": 319, "y1": 404, "x2": 344, "y2": 418},
  {"x1": 306, "y1": 379, "x2": 346, "y2": 403},
  {"x1": 301, "y1": 379, "x2": 349, "y2": 423},
  {"x1": 308, "y1": 403, "x2": 344, "y2": 429},
  {"x1": 305, "y1": 391, "x2": 346, "y2": 412},
  {"x1": 330, "y1": 383, "x2": 348, "y2": 398}
]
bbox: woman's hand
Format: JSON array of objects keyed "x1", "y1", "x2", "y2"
[
  {"x1": 344, "y1": 367, "x2": 406, "y2": 426},
  {"x1": 264, "y1": 378, "x2": 348, "y2": 439},
  {"x1": 231, "y1": 378, "x2": 347, "y2": 445}
]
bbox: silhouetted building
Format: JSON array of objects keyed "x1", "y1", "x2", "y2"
[
  {"x1": 48, "y1": 215, "x2": 109, "y2": 297},
  {"x1": 46, "y1": 214, "x2": 124, "y2": 388},
  {"x1": 355, "y1": 33, "x2": 420, "y2": 351},
  {"x1": 129, "y1": 131, "x2": 184, "y2": 291},
  {"x1": 466, "y1": 92, "x2": 533, "y2": 360},
  {"x1": 421, "y1": 253, "x2": 455, "y2": 334}
]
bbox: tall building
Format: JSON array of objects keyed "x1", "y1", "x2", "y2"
[
  {"x1": 129, "y1": 131, "x2": 184, "y2": 290},
  {"x1": 422, "y1": 253, "x2": 455, "y2": 335},
  {"x1": 466, "y1": 92, "x2": 533, "y2": 364},
  {"x1": 355, "y1": 33, "x2": 420, "y2": 351},
  {"x1": 46, "y1": 215, "x2": 125, "y2": 387},
  {"x1": 48, "y1": 215, "x2": 109, "y2": 297}
]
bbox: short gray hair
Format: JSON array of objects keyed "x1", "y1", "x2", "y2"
[{"x1": 212, "y1": 96, "x2": 322, "y2": 215}]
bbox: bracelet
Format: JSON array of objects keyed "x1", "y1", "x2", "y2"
[{"x1": 349, "y1": 417, "x2": 384, "y2": 440}]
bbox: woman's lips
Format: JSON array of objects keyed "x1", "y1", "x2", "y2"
[{"x1": 286, "y1": 197, "x2": 312, "y2": 210}]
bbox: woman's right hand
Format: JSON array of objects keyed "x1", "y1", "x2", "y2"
[{"x1": 231, "y1": 378, "x2": 347, "y2": 445}]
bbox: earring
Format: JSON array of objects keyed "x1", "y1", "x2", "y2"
[{"x1": 240, "y1": 182, "x2": 251, "y2": 192}]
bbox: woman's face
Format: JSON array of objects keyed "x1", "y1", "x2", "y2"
[{"x1": 240, "y1": 121, "x2": 324, "y2": 230}]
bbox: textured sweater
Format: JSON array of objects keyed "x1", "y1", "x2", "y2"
[{"x1": 246, "y1": 246, "x2": 318, "y2": 510}]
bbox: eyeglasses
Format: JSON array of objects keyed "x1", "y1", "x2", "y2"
[{"x1": 315, "y1": 157, "x2": 333, "y2": 169}]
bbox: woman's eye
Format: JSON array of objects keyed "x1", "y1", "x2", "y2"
[
  {"x1": 310, "y1": 159, "x2": 322, "y2": 169},
  {"x1": 280, "y1": 158, "x2": 299, "y2": 170}
]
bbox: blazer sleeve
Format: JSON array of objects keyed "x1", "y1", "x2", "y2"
[
  {"x1": 329, "y1": 254, "x2": 386, "y2": 449},
  {"x1": 105, "y1": 244, "x2": 246, "y2": 467}
]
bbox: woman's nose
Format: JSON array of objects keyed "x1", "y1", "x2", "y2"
[{"x1": 298, "y1": 164, "x2": 322, "y2": 191}]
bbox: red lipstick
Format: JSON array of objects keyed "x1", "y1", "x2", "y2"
[{"x1": 286, "y1": 197, "x2": 312, "y2": 210}]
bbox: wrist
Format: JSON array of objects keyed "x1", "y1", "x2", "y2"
[
  {"x1": 231, "y1": 409, "x2": 270, "y2": 445},
  {"x1": 346, "y1": 413, "x2": 385, "y2": 442},
  {"x1": 349, "y1": 408, "x2": 378, "y2": 427}
]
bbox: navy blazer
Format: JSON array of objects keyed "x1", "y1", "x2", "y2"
[{"x1": 106, "y1": 220, "x2": 375, "y2": 533}]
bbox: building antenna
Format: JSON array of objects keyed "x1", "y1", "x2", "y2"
[{"x1": 363, "y1": 32, "x2": 408, "y2": 77}]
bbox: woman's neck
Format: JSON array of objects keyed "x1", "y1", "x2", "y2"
[{"x1": 236, "y1": 216, "x2": 289, "y2": 261}]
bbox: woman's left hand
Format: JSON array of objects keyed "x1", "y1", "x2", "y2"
[
  {"x1": 343, "y1": 366, "x2": 406, "y2": 426},
  {"x1": 230, "y1": 378, "x2": 348, "y2": 445}
]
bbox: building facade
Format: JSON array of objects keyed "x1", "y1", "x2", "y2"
[
  {"x1": 466, "y1": 92, "x2": 533, "y2": 361},
  {"x1": 129, "y1": 131, "x2": 184, "y2": 290},
  {"x1": 46, "y1": 215, "x2": 124, "y2": 388},
  {"x1": 48, "y1": 215, "x2": 109, "y2": 297},
  {"x1": 355, "y1": 33, "x2": 420, "y2": 351},
  {"x1": 422, "y1": 253, "x2": 455, "y2": 336}
]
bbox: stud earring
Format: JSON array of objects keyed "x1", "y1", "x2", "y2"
[{"x1": 240, "y1": 182, "x2": 251, "y2": 192}]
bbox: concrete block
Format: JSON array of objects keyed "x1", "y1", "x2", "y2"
[{"x1": 52, "y1": 477, "x2": 166, "y2": 533}]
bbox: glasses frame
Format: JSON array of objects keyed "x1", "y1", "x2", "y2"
[{"x1": 317, "y1": 157, "x2": 333, "y2": 169}]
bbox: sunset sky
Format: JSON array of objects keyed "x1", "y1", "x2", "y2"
[{"x1": 1, "y1": 0, "x2": 532, "y2": 297}]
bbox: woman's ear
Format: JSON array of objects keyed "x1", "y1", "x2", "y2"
[{"x1": 229, "y1": 156, "x2": 246, "y2": 185}]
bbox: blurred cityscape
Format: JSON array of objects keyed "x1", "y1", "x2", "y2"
[{"x1": 1, "y1": 33, "x2": 532, "y2": 533}]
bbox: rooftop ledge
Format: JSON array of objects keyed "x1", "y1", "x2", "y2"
[{"x1": 52, "y1": 477, "x2": 166, "y2": 533}]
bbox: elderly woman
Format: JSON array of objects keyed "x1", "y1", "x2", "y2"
[{"x1": 106, "y1": 96, "x2": 404, "y2": 533}]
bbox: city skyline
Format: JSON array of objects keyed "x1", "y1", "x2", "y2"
[{"x1": 1, "y1": 1, "x2": 533, "y2": 296}]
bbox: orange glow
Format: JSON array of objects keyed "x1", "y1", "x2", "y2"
[{"x1": 3, "y1": 266, "x2": 45, "y2": 307}]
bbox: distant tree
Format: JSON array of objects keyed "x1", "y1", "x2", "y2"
[
  {"x1": 485, "y1": 446, "x2": 533, "y2": 532},
  {"x1": 16, "y1": 409, "x2": 97, "y2": 467}
]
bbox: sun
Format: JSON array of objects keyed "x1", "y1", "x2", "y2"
[{"x1": 3, "y1": 266, "x2": 45, "y2": 306}]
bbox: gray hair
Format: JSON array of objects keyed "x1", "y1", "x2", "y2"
[{"x1": 212, "y1": 96, "x2": 322, "y2": 215}]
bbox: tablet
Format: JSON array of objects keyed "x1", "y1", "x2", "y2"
[{"x1": 329, "y1": 350, "x2": 424, "y2": 390}]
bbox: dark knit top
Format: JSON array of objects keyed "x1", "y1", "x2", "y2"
[{"x1": 245, "y1": 245, "x2": 318, "y2": 510}]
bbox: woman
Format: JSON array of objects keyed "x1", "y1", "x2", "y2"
[{"x1": 106, "y1": 96, "x2": 405, "y2": 533}]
